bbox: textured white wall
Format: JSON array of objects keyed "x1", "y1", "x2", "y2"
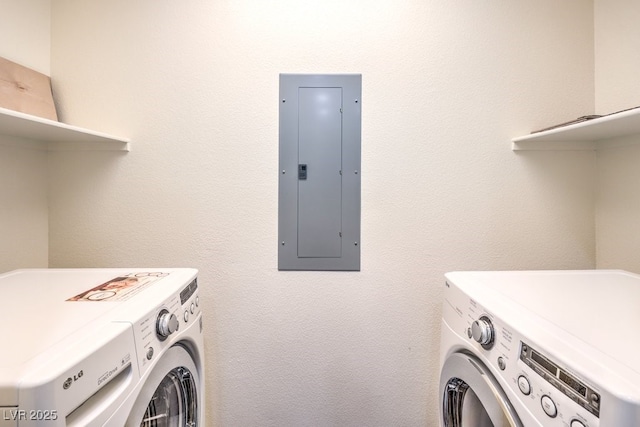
[
  {"x1": 48, "y1": 1, "x2": 595, "y2": 426},
  {"x1": 594, "y1": 0, "x2": 640, "y2": 113},
  {"x1": 596, "y1": 143, "x2": 640, "y2": 271},
  {"x1": 595, "y1": 0, "x2": 640, "y2": 272},
  {"x1": 0, "y1": 141, "x2": 48, "y2": 272},
  {"x1": 0, "y1": 0, "x2": 50, "y2": 74},
  {"x1": 0, "y1": 0, "x2": 50, "y2": 272}
]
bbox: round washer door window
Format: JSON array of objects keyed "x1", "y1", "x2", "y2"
[
  {"x1": 127, "y1": 345, "x2": 200, "y2": 427},
  {"x1": 440, "y1": 351, "x2": 522, "y2": 427}
]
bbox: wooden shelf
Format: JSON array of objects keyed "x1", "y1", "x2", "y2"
[
  {"x1": 0, "y1": 107, "x2": 129, "y2": 151},
  {"x1": 512, "y1": 107, "x2": 640, "y2": 151}
]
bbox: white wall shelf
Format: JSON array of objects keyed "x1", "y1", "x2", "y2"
[
  {"x1": 0, "y1": 107, "x2": 129, "y2": 151},
  {"x1": 512, "y1": 107, "x2": 640, "y2": 151}
]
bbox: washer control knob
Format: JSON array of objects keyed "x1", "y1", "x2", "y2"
[
  {"x1": 570, "y1": 420, "x2": 586, "y2": 427},
  {"x1": 157, "y1": 309, "x2": 179, "y2": 339},
  {"x1": 471, "y1": 316, "x2": 494, "y2": 348}
]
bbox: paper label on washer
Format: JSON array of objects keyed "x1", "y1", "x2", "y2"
[{"x1": 66, "y1": 272, "x2": 170, "y2": 302}]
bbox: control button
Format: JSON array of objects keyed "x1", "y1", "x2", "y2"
[
  {"x1": 591, "y1": 393, "x2": 600, "y2": 409},
  {"x1": 467, "y1": 328, "x2": 472, "y2": 339},
  {"x1": 497, "y1": 357, "x2": 506, "y2": 371},
  {"x1": 570, "y1": 420, "x2": 586, "y2": 427},
  {"x1": 196, "y1": 296, "x2": 199, "y2": 307},
  {"x1": 517, "y1": 376, "x2": 531, "y2": 395},
  {"x1": 190, "y1": 302, "x2": 195, "y2": 314},
  {"x1": 184, "y1": 310, "x2": 189, "y2": 322},
  {"x1": 146, "y1": 347, "x2": 154, "y2": 360},
  {"x1": 541, "y1": 395, "x2": 557, "y2": 418}
]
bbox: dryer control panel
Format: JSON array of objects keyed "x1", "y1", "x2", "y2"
[
  {"x1": 442, "y1": 279, "x2": 600, "y2": 427},
  {"x1": 520, "y1": 342, "x2": 601, "y2": 418}
]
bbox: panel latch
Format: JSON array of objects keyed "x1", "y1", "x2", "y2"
[{"x1": 298, "y1": 164, "x2": 307, "y2": 180}]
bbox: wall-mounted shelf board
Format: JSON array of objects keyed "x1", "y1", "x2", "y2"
[
  {"x1": 512, "y1": 107, "x2": 640, "y2": 151},
  {"x1": 0, "y1": 106, "x2": 129, "y2": 151}
]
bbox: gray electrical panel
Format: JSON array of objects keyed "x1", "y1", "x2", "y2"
[{"x1": 278, "y1": 74, "x2": 361, "y2": 271}]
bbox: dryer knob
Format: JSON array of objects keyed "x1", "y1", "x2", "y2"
[
  {"x1": 471, "y1": 317, "x2": 494, "y2": 348},
  {"x1": 157, "y1": 310, "x2": 179, "y2": 339}
]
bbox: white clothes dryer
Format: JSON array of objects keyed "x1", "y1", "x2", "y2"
[
  {"x1": 439, "y1": 270, "x2": 640, "y2": 427},
  {"x1": 0, "y1": 268, "x2": 204, "y2": 427}
]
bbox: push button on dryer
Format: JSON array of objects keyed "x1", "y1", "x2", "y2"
[
  {"x1": 570, "y1": 420, "x2": 586, "y2": 427},
  {"x1": 541, "y1": 395, "x2": 557, "y2": 418},
  {"x1": 517, "y1": 375, "x2": 531, "y2": 395}
]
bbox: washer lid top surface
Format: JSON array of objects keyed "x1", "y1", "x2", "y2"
[
  {"x1": 0, "y1": 268, "x2": 197, "y2": 395},
  {"x1": 445, "y1": 270, "x2": 640, "y2": 378}
]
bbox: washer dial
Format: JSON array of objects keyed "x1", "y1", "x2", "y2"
[
  {"x1": 471, "y1": 316, "x2": 495, "y2": 349},
  {"x1": 156, "y1": 308, "x2": 179, "y2": 340}
]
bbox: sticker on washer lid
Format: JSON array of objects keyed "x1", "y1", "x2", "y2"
[{"x1": 66, "y1": 272, "x2": 170, "y2": 302}]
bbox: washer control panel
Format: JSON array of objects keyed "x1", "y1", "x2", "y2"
[{"x1": 134, "y1": 278, "x2": 201, "y2": 375}]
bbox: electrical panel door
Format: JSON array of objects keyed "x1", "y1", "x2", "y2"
[{"x1": 278, "y1": 74, "x2": 361, "y2": 271}]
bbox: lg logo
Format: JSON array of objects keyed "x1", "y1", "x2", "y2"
[{"x1": 62, "y1": 370, "x2": 83, "y2": 390}]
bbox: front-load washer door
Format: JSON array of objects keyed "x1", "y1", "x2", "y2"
[
  {"x1": 126, "y1": 345, "x2": 199, "y2": 427},
  {"x1": 440, "y1": 351, "x2": 522, "y2": 427}
]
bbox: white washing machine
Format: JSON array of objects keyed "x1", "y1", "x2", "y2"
[
  {"x1": 0, "y1": 268, "x2": 204, "y2": 426},
  {"x1": 439, "y1": 269, "x2": 640, "y2": 427}
]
